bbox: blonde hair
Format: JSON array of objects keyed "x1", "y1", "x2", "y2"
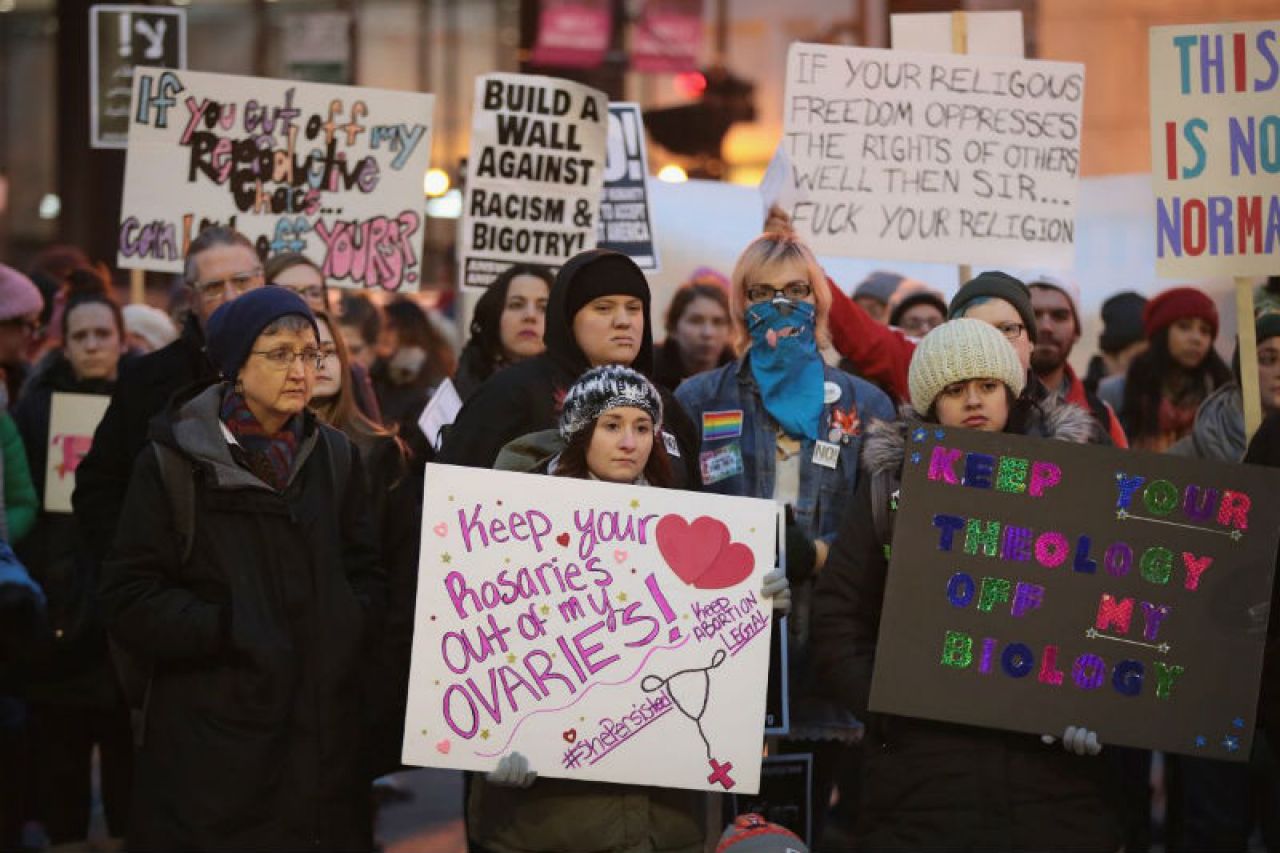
[{"x1": 728, "y1": 229, "x2": 831, "y2": 352}]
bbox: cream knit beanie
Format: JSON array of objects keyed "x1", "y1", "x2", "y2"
[{"x1": 908, "y1": 318, "x2": 1026, "y2": 413}]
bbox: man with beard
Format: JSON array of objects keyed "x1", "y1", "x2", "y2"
[{"x1": 1029, "y1": 277, "x2": 1128, "y2": 447}]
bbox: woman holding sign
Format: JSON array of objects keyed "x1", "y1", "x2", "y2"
[
  {"x1": 470, "y1": 364, "x2": 789, "y2": 853},
  {"x1": 813, "y1": 319, "x2": 1119, "y2": 851}
]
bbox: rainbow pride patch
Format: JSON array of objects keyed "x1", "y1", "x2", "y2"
[{"x1": 702, "y1": 409, "x2": 744, "y2": 441}]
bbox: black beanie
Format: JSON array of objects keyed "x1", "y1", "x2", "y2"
[
  {"x1": 562, "y1": 252, "x2": 650, "y2": 322},
  {"x1": 206, "y1": 286, "x2": 319, "y2": 380},
  {"x1": 1098, "y1": 291, "x2": 1148, "y2": 353},
  {"x1": 1259, "y1": 311, "x2": 1280, "y2": 345},
  {"x1": 949, "y1": 271, "x2": 1038, "y2": 344}
]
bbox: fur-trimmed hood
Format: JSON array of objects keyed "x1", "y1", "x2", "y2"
[{"x1": 861, "y1": 394, "x2": 1099, "y2": 479}]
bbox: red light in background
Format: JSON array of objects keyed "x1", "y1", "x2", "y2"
[{"x1": 674, "y1": 71, "x2": 706, "y2": 98}]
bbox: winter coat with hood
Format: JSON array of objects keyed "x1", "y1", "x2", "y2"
[
  {"x1": 1168, "y1": 383, "x2": 1249, "y2": 462},
  {"x1": 75, "y1": 313, "x2": 217, "y2": 561},
  {"x1": 465, "y1": 436, "x2": 707, "y2": 853},
  {"x1": 437, "y1": 250, "x2": 700, "y2": 487},
  {"x1": 11, "y1": 353, "x2": 120, "y2": 706},
  {"x1": 812, "y1": 395, "x2": 1122, "y2": 852},
  {"x1": 99, "y1": 382, "x2": 385, "y2": 852}
]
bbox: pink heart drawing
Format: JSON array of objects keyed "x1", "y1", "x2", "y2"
[
  {"x1": 436, "y1": 739, "x2": 451, "y2": 754},
  {"x1": 698, "y1": 541, "x2": 755, "y2": 589},
  {"x1": 432, "y1": 522, "x2": 448, "y2": 537},
  {"x1": 613, "y1": 548, "x2": 628, "y2": 564},
  {"x1": 655, "y1": 515, "x2": 731, "y2": 586}
]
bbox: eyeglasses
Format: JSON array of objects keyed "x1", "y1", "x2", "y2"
[
  {"x1": 0, "y1": 316, "x2": 41, "y2": 335},
  {"x1": 251, "y1": 346, "x2": 324, "y2": 370},
  {"x1": 318, "y1": 344, "x2": 339, "y2": 361},
  {"x1": 746, "y1": 281, "x2": 813, "y2": 303},
  {"x1": 192, "y1": 268, "x2": 264, "y2": 303},
  {"x1": 994, "y1": 322, "x2": 1027, "y2": 341}
]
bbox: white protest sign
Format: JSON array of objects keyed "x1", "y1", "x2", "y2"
[
  {"x1": 417, "y1": 377, "x2": 462, "y2": 452},
  {"x1": 597, "y1": 103, "x2": 660, "y2": 270},
  {"x1": 890, "y1": 11, "x2": 1024, "y2": 57},
  {"x1": 404, "y1": 464, "x2": 777, "y2": 794},
  {"x1": 119, "y1": 68, "x2": 433, "y2": 292},
  {"x1": 44, "y1": 393, "x2": 110, "y2": 514},
  {"x1": 460, "y1": 73, "x2": 608, "y2": 288},
  {"x1": 781, "y1": 42, "x2": 1084, "y2": 269},
  {"x1": 1149, "y1": 21, "x2": 1280, "y2": 278}
]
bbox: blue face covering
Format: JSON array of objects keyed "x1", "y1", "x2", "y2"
[{"x1": 746, "y1": 299, "x2": 824, "y2": 440}]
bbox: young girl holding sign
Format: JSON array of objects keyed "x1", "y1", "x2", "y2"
[
  {"x1": 472, "y1": 364, "x2": 788, "y2": 853},
  {"x1": 813, "y1": 319, "x2": 1120, "y2": 851}
]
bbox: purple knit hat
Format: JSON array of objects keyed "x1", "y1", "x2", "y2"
[{"x1": 0, "y1": 264, "x2": 44, "y2": 322}]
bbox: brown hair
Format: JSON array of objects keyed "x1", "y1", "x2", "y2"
[
  {"x1": 664, "y1": 281, "x2": 731, "y2": 336},
  {"x1": 729, "y1": 229, "x2": 831, "y2": 352},
  {"x1": 310, "y1": 310, "x2": 398, "y2": 448},
  {"x1": 553, "y1": 415, "x2": 673, "y2": 487}
]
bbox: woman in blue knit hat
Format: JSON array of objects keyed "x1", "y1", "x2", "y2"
[{"x1": 99, "y1": 286, "x2": 385, "y2": 851}]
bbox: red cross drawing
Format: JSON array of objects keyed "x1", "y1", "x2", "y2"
[{"x1": 707, "y1": 758, "x2": 735, "y2": 790}]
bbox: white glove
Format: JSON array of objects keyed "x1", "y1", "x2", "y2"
[
  {"x1": 1041, "y1": 725, "x2": 1102, "y2": 756},
  {"x1": 761, "y1": 568, "x2": 791, "y2": 614},
  {"x1": 486, "y1": 751, "x2": 537, "y2": 788}
]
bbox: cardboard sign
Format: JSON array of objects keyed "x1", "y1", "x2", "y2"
[
  {"x1": 90, "y1": 5, "x2": 186, "y2": 149},
  {"x1": 597, "y1": 103, "x2": 660, "y2": 270},
  {"x1": 403, "y1": 464, "x2": 778, "y2": 794},
  {"x1": 726, "y1": 754, "x2": 814, "y2": 844},
  {"x1": 118, "y1": 68, "x2": 433, "y2": 292},
  {"x1": 44, "y1": 393, "x2": 111, "y2": 514},
  {"x1": 869, "y1": 427, "x2": 1280, "y2": 761},
  {"x1": 460, "y1": 73, "x2": 608, "y2": 288},
  {"x1": 780, "y1": 42, "x2": 1084, "y2": 268},
  {"x1": 1149, "y1": 21, "x2": 1280, "y2": 278},
  {"x1": 890, "y1": 11, "x2": 1024, "y2": 57}
]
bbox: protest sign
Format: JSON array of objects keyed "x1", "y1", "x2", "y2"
[
  {"x1": 780, "y1": 42, "x2": 1084, "y2": 268},
  {"x1": 44, "y1": 393, "x2": 110, "y2": 514},
  {"x1": 1149, "y1": 21, "x2": 1280, "y2": 279},
  {"x1": 597, "y1": 103, "x2": 659, "y2": 270},
  {"x1": 118, "y1": 68, "x2": 433, "y2": 292},
  {"x1": 403, "y1": 464, "x2": 778, "y2": 793},
  {"x1": 460, "y1": 73, "x2": 608, "y2": 288},
  {"x1": 868, "y1": 427, "x2": 1280, "y2": 760},
  {"x1": 890, "y1": 11, "x2": 1024, "y2": 57},
  {"x1": 90, "y1": 5, "x2": 186, "y2": 149}
]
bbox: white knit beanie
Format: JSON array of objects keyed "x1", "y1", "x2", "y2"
[
  {"x1": 559, "y1": 365, "x2": 664, "y2": 442},
  {"x1": 908, "y1": 318, "x2": 1026, "y2": 412}
]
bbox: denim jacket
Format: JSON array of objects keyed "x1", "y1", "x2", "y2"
[{"x1": 675, "y1": 357, "x2": 895, "y2": 543}]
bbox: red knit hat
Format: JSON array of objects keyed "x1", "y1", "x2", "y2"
[
  {"x1": 717, "y1": 814, "x2": 808, "y2": 852},
  {"x1": 1143, "y1": 287, "x2": 1218, "y2": 339}
]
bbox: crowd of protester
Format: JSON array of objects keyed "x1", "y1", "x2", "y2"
[{"x1": 0, "y1": 218, "x2": 1277, "y2": 853}]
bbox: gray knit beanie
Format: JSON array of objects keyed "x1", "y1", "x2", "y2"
[
  {"x1": 559, "y1": 365, "x2": 663, "y2": 442},
  {"x1": 908, "y1": 318, "x2": 1026, "y2": 412}
]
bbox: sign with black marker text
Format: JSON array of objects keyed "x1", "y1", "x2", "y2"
[
  {"x1": 598, "y1": 103, "x2": 659, "y2": 270},
  {"x1": 90, "y1": 5, "x2": 186, "y2": 149}
]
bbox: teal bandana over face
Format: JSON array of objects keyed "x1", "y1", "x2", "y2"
[{"x1": 746, "y1": 299, "x2": 824, "y2": 440}]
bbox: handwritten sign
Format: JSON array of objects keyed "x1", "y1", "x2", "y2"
[
  {"x1": 1149, "y1": 21, "x2": 1280, "y2": 278},
  {"x1": 781, "y1": 42, "x2": 1084, "y2": 268},
  {"x1": 869, "y1": 427, "x2": 1280, "y2": 760},
  {"x1": 597, "y1": 103, "x2": 659, "y2": 270},
  {"x1": 460, "y1": 73, "x2": 607, "y2": 288},
  {"x1": 403, "y1": 464, "x2": 778, "y2": 794},
  {"x1": 118, "y1": 67, "x2": 433, "y2": 292},
  {"x1": 90, "y1": 5, "x2": 186, "y2": 149},
  {"x1": 44, "y1": 393, "x2": 110, "y2": 514}
]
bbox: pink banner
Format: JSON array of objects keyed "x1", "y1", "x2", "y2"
[
  {"x1": 631, "y1": 1, "x2": 702, "y2": 73},
  {"x1": 529, "y1": 0, "x2": 611, "y2": 69}
]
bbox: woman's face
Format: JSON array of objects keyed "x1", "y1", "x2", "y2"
[
  {"x1": 239, "y1": 325, "x2": 318, "y2": 429},
  {"x1": 1168, "y1": 317, "x2": 1213, "y2": 369},
  {"x1": 272, "y1": 264, "x2": 327, "y2": 312},
  {"x1": 1258, "y1": 336, "x2": 1280, "y2": 415},
  {"x1": 957, "y1": 299, "x2": 1032, "y2": 370},
  {"x1": 933, "y1": 378, "x2": 1010, "y2": 432},
  {"x1": 499, "y1": 274, "x2": 549, "y2": 362},
  {"x1": 64, "y1": 303, "x2": 124, "y2": 381},
  {"x1": 573, "y1": 296, "x2": 645, "y2": 368},
  {"x1": 672, "y1": 296, "x2": 731, "y2": 368},
  {"x1": 313, "y1": 319, "x2": 343, "y2": 400},
  {"x1": 586, "y1": 406, "x2": 654, "y2": 484},
  {"x1": 744, "y1": 257, "x2": 817, "y2": 339},
  {"x1": 339, "y1": 323, "x2": 375, "y2": 370}
]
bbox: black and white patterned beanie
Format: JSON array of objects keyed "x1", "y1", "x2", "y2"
[{"x1": 559, "y1": 365, "x2": 664, "y2": 442}]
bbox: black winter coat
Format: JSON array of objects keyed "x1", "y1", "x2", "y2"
[
  {"x1": 812, "y1": 400, "x2": 1121, "y2": 852},
  {"x1": 438, "y1": 250, "x2": 700, "y2": 486},
  {"x1": 74, "y1": 314, "x2": 217, "y2": 561},
  {"x1": 100, "y1": 383, "x2": 385, "y2": 851},
  {"x1": 1248, "y1": 414, "x2": 1280, "y2": 759},
  {"x1": 11, "y1": 355, "x2": 119, "y2": 706}
]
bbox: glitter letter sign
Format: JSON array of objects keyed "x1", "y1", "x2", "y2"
[
  {"x1": 869, "y1": 428, "x2": 1280, "y2": 760},
  {"x1": 404, "y1": 464, "x2": 778, "y2": 793}
]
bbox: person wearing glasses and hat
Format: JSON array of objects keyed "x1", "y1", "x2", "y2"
[{"x1": 100, "y1": 287, "x2": 384, "y2": 851}]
